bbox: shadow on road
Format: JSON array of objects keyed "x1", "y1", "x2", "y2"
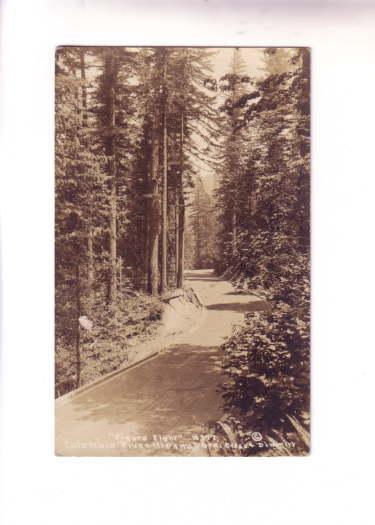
[
  {"x1": 184, "y1": 270, "x2": 222, "y2": 282},
  {"x1": 225, "y1": 291, "x2": 255, "y2": 296},
  {"x1": 68, "y1": 344, "x2": 226, "y2": 430},
  {"x1": 184, "y1": 276, "x2": 223, "y2": 283},
  {"x1": 206, "y1": 301, "x2": 271, "y2": 313}
]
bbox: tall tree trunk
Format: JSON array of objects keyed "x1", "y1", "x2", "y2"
[
  {"x1": 177, "y1": 196, "x2": 185, "y2": 287},
  {"x1": 75, "y1": 264, "x2": 81, "y2": 388},
  {"x1": 232, "y1": 207, "x2": 237, "y2": 251},
  {"x1": 109, "y1": 155, "x2": 117, "y2": 303},
  {"x1": 143, "y1": 124, "x2": 151, "y2": 291},
  {"x1": 196, "y1": 183, "x2": 201, "y2": 267},
  {"x1": 231, "y1": 48, "x2": 242, "y2": 260},
  {"x1": 105, "y1": 51, "x2": 118, "y2": 304},
  {"x1": 79, "y1": 49, "x2": 94, "y2": 306},
  {"x1": 176, "y1": 112, "x2": 185, "y2": 288},
  {"x1": 160, "y1": 51, "x2": 168, "y2": 294},
  {"x1": 148, "y1": 120, "x2": 160, "y2": 295},
  {"x1": 175, "y1": 186, "x2": 179, "y2": 281},
  {"x1": 144, "y1": 208, "x2": 150, "y2": 291}
]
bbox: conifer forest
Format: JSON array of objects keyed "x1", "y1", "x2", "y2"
[{"x1": 55, "y1": 47, "x2": 310, "y2": 456}]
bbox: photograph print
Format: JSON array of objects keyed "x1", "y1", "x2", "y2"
[{"x1": 55, "y1": 46, "x2": 310, "y2": 456}]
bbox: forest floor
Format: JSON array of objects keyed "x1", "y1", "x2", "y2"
[{"x1": 55, "y1": 269, "x2": 270, "y2": 456}]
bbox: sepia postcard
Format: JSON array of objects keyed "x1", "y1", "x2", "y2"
[{"x1": 55, "y1": 46, "x2": 310, "y2": 457}]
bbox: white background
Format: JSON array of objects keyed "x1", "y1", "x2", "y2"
[{"x1": 1, "y1": 1, "x2": 375, "y2": 524}]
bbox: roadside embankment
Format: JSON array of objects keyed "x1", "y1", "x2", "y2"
[
  {"x1": 125, "y1": 285, "x2": 204, "y2": 365},
  {"x1": 55, "y1": 286, "x2": 204, "y2": 406}
]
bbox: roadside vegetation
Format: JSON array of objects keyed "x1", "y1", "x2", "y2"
[
  {"x1": 206, "y1": 48, "x2": 310, "y2": 455},
  {"x1": 55, "y1": 291, "x2": 163, "y2": 397}
]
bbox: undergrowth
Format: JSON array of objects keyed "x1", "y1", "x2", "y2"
[
  {"x1": 55, "y1": 292, "x2": 163, "y2": 397},
  {"x1": 215, "y1": 244, "x2": 310, "y2": 456}
]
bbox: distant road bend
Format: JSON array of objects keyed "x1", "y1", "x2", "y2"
[{"x1": 55, "y1": 269, "x2": 269, "y2": 456}]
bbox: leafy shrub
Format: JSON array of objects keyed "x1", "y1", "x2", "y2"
[
  {"x1": 218, "y1": 249, "x2": 310, "y2": 455},
  {"x1": 221, "y1": 301, "x2": 309, "y2": 446}
]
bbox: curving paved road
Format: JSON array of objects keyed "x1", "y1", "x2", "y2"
[{"x1": 55, "y1": 270, "x2": 269, "y2": 456}]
